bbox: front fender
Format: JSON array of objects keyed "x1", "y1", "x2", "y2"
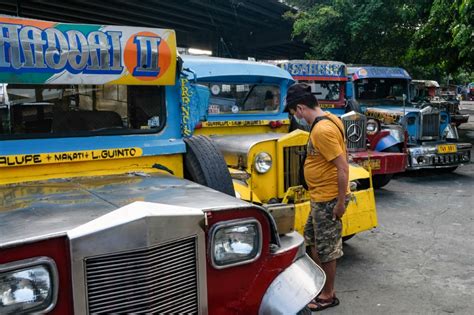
[
  {"x1": 259, "y1": 254, "x2": 325, "y2": 315},
  {"x1": 233, "y1": 180, "x2": 262, "y2": 204},
  {"x1": 349, "y1": 164, "x2": 370, "y2": 181},
  {"x1": 374, "y1": 134, "x2": 399, "y2": 152}
]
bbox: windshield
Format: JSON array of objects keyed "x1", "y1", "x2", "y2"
[
  {"x1": 411, "y1": 84, "x2": 440, "y2": 102},
  {"x1": 0, "y1": 84, "x2": 165, "y2": 139},
  {"x1": 202, "y1": 83, "x2": 280, "y2": 114},
  {"x1": 354, "y1": 78, "x2": 409, "y2": 105},
  {"x1": 297, "y1": 80, "x2": 342, "y2": 101}
]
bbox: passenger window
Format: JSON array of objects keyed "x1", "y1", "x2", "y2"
[{"x1": 0, "y1": 84, "x2": 165, "y2": 138}]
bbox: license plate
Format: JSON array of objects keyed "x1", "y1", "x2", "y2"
[
  {"x1": 358, "y1": 159, "x2": 381, "y2": 170},
  {"x1": 437, "y1": 144, "x2": 457, "y2": 154}
]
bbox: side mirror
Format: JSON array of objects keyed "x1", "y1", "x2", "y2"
[{"x1": 176, "y1": 55, "x2": 184, "y2": 75}]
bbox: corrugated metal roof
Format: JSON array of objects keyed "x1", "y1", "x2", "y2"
[{"x1": 0, "y1": 0, "x2": 308, "y2": 59}]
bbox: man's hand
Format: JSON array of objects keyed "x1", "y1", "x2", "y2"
[
  {"x1": 331, "y1": 154, "x2": 349, "y2": 220},
  {"x1": 333, "y1": 200, "x2": 346, "y2": 220}
]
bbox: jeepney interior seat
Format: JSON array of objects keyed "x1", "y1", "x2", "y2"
[{"x1": 52, "y1": 110, "x2": 123, "y2": 132}]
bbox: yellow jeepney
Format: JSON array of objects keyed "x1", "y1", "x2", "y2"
[{"x1": 183, "y1": 55, "x2": 377, "y2": 239}]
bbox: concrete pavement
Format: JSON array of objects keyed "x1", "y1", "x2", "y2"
[{"x1": 316, "y1": 101, "x2": 474, "y2": 314}]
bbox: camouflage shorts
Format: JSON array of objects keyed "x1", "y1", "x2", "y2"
[{"x1": 303, "y1": 196, "x2": 350, "y2": 263}]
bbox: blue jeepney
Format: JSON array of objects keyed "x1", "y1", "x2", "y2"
[{"x1": 347, "y1": 66, "x2": 472, "y2": 170}]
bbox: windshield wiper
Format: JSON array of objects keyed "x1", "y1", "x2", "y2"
[{"x1": 241, "y1": 84, "x2": 257, "y2": 108}]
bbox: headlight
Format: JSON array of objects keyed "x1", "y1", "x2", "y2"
[
  {"x1": 366, "y1": 119, "x2": 379, "y2": 135},
  {"x1": 0, "y1": 257, "x2": 58, "y2": 314},
  {"x1": 210, "y1": 219, "x2": 262, "y2": 269},
  {"x1": 254, "y1": 152, "x2": 272, "y2": 173},
  {"x1": 350, "y1": 181, "x2": 358, "y2": 191}
]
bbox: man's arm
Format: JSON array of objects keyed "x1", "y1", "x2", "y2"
[{"x1": 331, "y1": 154, "x2": 349, "y2": 219}]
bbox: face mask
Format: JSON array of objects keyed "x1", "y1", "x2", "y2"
[{"x1": 294, "y1": 116, "x2": 309, "y2": 127}]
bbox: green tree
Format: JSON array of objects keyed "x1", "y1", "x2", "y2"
[
  {"x1": 286, "y1": 0, "x2": 472, "y2": 81},
  {"x1": 285, "y1": 0, "x2": 429, "y2": 66},
  {"x1": 408, "y1": 0, "x2": 473, "y2": 81}
]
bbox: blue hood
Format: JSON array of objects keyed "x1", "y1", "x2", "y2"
[{"x1": 363, "y1": 105, "x2": 450, "y2": 143}]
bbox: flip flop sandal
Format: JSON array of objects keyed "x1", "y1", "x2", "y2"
[{"x1": 308, "y1": 296, "x2": 340, "y2": 312}]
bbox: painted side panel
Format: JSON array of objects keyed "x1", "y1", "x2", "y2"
[{"x1": 0, "y1": 16, "x2": 177, "y2": 85}]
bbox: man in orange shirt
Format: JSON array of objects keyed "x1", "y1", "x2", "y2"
[{"x1": 286, "y1": 83, "x2": 350, "y2": 311}]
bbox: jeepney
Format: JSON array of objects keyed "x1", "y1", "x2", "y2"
[
  {"x1": 411, "y1": 80, "x2": 468, "y2": 127},
  {"x1": 347, "y1": 67, "x2": 472, "y2": 171},
  {"x1": 469, "y1": 82, "x2": 474, "y2": 101},
  {"x1": 182, "y1": 55, "x2": 377, "y2": 241},
  {"x1": 280, "y1": 60, "x2": 407, "y2": 188},
  {"x1": 0, "y1": 17, "x2": 325, "y2": 314}
]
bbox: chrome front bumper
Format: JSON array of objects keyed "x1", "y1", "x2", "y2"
[
  {"x1": 407, "y1": 142, "x2": 472, "y2": 169},
  {"x1": 259, "y1": 232, "x2": 325, "y2": 315}
]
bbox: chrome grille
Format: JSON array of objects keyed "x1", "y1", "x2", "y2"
[
  {"x1": 283, "y1": 145, "x2": 306, "y2": 190},
  {"x1": 421, "y1": 113, "x2": 440, "y2": 138},
  {"x1": 342, "y1": 116, "x2": 367, "y2": 152},
  {"x1": 85, "y1": 236, "x2": 198, "y2": 314}
]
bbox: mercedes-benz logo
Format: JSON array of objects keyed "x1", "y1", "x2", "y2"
[{"x1": 347, "y1": 123, "x2": 362, "y2": 143}]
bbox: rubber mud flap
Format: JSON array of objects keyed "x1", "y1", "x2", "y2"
[{"x1": 184, "y1": 135, "x2": 235, "y2": 196}]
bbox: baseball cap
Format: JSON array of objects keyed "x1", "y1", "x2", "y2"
[{"x1": 284, "y1": 83, "x2": 314, "y2": 112}]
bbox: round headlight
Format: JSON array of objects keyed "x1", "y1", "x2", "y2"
[
  {"x1": 366, "y1": 119, "x2": 379, "y2": 135},
  {"x1": 254, "y1": 152, "x2": 272, "y2": 174}
]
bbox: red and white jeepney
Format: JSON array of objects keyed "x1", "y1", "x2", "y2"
[{"x1": 280, "y1": 60, "x2": 407, "y2": 188}]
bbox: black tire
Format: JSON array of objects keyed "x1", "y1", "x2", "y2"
[
  {"x1": 183, "y1": 135, "x2": 235, "y2": 196},
  {"x1": 345, "y1": 99, "x2": 361, "y2": 113},
  {"x1": 372, "y1": 173, "x2": 394, "y2": 189}
]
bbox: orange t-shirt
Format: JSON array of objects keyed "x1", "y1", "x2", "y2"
[{"x1": 304, "y1": 113, "x2": 351, "y2": 202}]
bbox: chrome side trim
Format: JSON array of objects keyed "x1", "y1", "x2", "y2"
[
  {"x1": 0, "y1": 256, "x2": 59, "y2": 313},
  {"x1": 258, "y1": 254, "x2": 326, "y2": 315},
  {"x1": 209, "y1": 218, "x2": 263, "y2": 269}
]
